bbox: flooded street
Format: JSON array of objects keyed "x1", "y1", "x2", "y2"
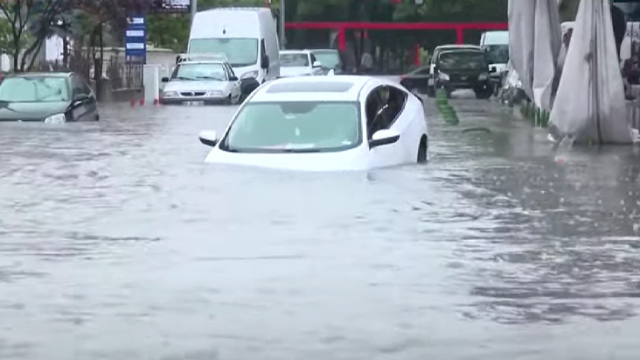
[{"x1": 1, "y1": 94, "x2": 640, "y2": 359}]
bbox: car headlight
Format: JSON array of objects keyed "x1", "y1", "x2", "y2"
[
  {"x1": 479, "y1": 73, "x2": 489, "y2": 81},
  {"x1": 163, "y1": 91, "x2": 178, "y2": 97},
  {"x1": 438, "y1": 72, "x2": 450, "y2": 81},
  {"x1": 241, "y1": 70, "x2": 259, "y2": 79},
  {"x1": 206, "y1": 90, "x2": 224, "y2": 97},
  {"x1": 44, "y1": 113, "x2": 66, "y2": 124}
]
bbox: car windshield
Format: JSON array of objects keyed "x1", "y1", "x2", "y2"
[
  {"x1": 0, "y1": 76, "x2": 69, "y2": 102},
  {"x1": 280, "y1": 53, "x2": 309, "y2": 67},
  {"x1": 221, "y1": 101, "x2": 361, "y2": 153},
  {"x1": 438, "y1": 51, "x2": 487, "y2": 71},
  {"x1": 172, "y1": 63, "x2": 227, "y2": 81},
  {"x1": 483, "y1": 44, "x2": 510, "y2": 64},
  {"x1": 189, "y1": 38, "x2": 258, "y2": 67},
  {"x1": 312, "y1": 51, "x2": 341, "y2": 68}
]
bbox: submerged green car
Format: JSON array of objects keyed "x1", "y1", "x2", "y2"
[{"x1": 0, "y1": 72, "x2": 99, "y2": 123}]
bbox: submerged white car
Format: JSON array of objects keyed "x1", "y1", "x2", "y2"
[
  {"x1": 160, "y1": 54, "x2": 242, "y2": 105},
  {"x1": 198, "y1": 76, "x2": 429, "y2": 171},
  {"x1": 279, "y1": 50, "x2": 326, "y2": 78}
]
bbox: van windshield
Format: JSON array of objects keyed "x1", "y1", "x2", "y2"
[{"x1": 189, "y1": 38, "x2": 258, "y2": 67}]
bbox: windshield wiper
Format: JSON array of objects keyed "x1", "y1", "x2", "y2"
[{"x1": 174, "y1": 76, "x2": 195, "y2": 81}]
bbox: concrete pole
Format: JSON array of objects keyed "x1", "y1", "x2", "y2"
[
  {"x1": 279, "y1": 0, "x2": 285, "y2": 49},
  {"x1": 191, "y1": 0, "x2": 198, "y2": 25}
]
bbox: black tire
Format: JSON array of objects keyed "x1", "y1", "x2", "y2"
[
  {"x1": 417, "y1": 136, "x2": 428, "y2": 163},
  {"x1": 224, "y1": 95, "x2": 232, "y2": 105}
]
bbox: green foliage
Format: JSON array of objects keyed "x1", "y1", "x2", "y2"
[{"x1": 148, "y1": 14, "x2": 190, "y2": 52}]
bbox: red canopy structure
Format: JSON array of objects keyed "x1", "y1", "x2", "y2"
[{"x1": 284, "y1": 21, "x2": 509, "y2": 51}]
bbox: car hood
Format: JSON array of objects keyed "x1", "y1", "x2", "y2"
[
  {"x1": 0, "y1": 101, "x2": 69, "y2": 121},
  {"x1": 279, "y1": 67, "x2": 312, "y2": 78},
  {"x1": 204, "y1": 147, "x2": 371, "y2": 172},
  {"x1": 164, "y1": 80, "x2": 229, "y2": 92}
]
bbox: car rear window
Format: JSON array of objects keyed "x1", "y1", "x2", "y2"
[{"x1": 267, "y1": 82, "x2": 354, "y2": 93}]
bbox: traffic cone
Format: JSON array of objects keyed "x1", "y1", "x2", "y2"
[{"x1": 140, "y1": 98, "x2": 145, "y2": 106}]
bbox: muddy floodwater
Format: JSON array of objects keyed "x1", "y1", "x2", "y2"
[{"x1": 1, "y1": 97, "x2": 640, "y2": 359}]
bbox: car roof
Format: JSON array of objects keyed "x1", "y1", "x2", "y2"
[
  {"x1": 435, "y1": 44, "x2": 482, "y2": 50},
  {"x1": 179, "y1": 60, "x2": 227, "y2": 65},
  {"x1": 438, "y1": 48, "x2": 483, "y2": 56},
  {"x1": 279, "y1": 50, "x2": 312, "y2": 55},
  {"x1": 250, "y1": 76, "x2": 376, "y2": 103},
  {"x1": 8, "y1": 72, "x2": 72, "y2": 78}
]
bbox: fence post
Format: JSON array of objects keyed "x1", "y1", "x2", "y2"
[
  {"x1": 456, "y1": 26, "x2": 464, "y2": 44},
  {"x1": 338, "y1": 28, "x2": 346, "y2": 52}
]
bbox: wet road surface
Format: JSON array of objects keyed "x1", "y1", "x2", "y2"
[{"x1": 1, "y1": 91, "x2": 640, "y2": 359}]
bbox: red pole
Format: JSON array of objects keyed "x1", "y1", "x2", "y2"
[
  {"x1": 338, "y1": 28, "x2": 346, "y2": 51},
  {"x1": 414, "y1": 43, "x2": 421, "y2": 66},
  {"x1": 456, "y1": 26, "x2": 464, "y2": 44}
]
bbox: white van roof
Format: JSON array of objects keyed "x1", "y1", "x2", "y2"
[
  {"x1": 191, "y1": 7, "x2": 272, "y2": 39},
  {"x1": 481, "y1": 30, "x2": 509, "y2": 45}
]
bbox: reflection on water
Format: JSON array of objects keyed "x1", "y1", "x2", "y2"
[{"x1": 1, "y1": 100, "x2": 640, "y2": 359}]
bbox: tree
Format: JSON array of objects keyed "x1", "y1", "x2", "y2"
[
  {"x1": 0, "y1": 0, "x2": 73, "y2": 71},
  {"x1": 70, "y1": 0, "x2": 153, "y2": 85},
  {"x1": 147, "y1": 0, "x2": 269, "y2": 52}
]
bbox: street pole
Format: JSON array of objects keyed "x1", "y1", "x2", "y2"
[
  {"x1": 279, "y1": 0, "x2": 285, "y2": 49},
  {"x1": 191, "y1": 0, "x2": 198, "y2": 26}
]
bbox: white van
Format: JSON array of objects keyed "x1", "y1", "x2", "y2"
[
  {"x1": 480, "y1": 30, "x2": 509, "y2": 75},
  {"x1": 188, "y1": 7, "x2": 280, "y2": 83}
]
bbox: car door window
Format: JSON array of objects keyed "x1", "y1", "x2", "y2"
[
  {"x1": 365, "y1": 85, "x2": 408, "y2": 139},
  {"x1": 365, "y1": 87, "x2": 386, "y2": 139},
  {"x1": 385, "y1": 86, "x2": 408, "y2": 125}
]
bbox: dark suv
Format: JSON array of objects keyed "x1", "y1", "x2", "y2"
[{"x1": 433, "y1": 49, "x2": 493, "y2": 99}]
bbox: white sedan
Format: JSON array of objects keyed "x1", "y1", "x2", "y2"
[
  {"x1": 279, "y1": 50, "x2": 326, "y2": 78},
  {"x1": 198, "y1": 76, "x2": 429, "y2": 171}
]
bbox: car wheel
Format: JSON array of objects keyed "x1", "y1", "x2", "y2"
[
  {"x1": 417, "y1": 135, "x2": 428, "y2": 163},
  {"x1": 225, "y1": 95, "x2": 232, "y2": 105}
]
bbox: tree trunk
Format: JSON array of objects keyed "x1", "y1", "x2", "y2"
[{"x1": 12, "y1": 36, "x2": 19, "y2": 71}]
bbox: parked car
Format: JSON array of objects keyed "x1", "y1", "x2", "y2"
[
  {"x1": 426, "y1": 44, "x2": 483, "y2": 97},
  {"x1": 0, "y1": 72, "x2": 98, "y2": 123},
  {"x1": 310, "y1": 49, "x2": 346, "y2": 74},
  {"x1": 432, "y1": 48, "x2": 494, "y2": 99},
  {"x1": 399, "y1": 65, "x2": 431, "y2": 94},
  {"x1": 161, "y1": 54, "x2": 243, "y2": 105},
  {"x1": 197, "y1": 76, "x2": 429, "y2": 171},
  {"x1": 279, "y1": 50, "x2": 326, "y2": 78}
]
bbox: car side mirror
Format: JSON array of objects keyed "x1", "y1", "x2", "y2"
[
  {"x1": 261, "y1": 55, "x2": 270, "y2": 69},
  {"x1": 229, "y1": 76, "x2": 238, "y2": 81},
  {"x1": 161, "y1": 77, "x2": 169, "y2": 82},
  {"x1": 199, "y1": 130, "x2": 218, "y2": 148},
  {"x1": 490, "y1": 66, "x2": 497, "y2": 73},
  {"x1": 313, "y1": 61, "x2": 322, "y2": 68},
  {"x1": 73, "y1": 93, "x2": 89, "y2": 104},
  {"x1": 369, "y1": 129, "x2": 400, "y2": 148}
]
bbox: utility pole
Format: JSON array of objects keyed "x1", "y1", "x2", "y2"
[
  {"x1": 191, "y1": 0, "x2": 198, "y2": 25},
  {"x1": 279, "y1": 0, "x2": 285, "y2": 49}
]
